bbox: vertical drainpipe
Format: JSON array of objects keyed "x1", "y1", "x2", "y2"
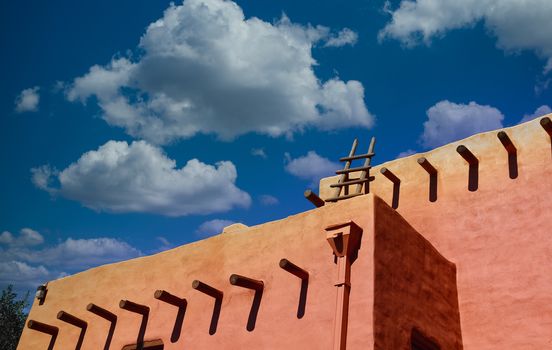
[{"x1": 325, "y1": 221, "x2": 363, "y2": 350}]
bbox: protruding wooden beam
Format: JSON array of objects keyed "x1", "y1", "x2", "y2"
[
  {"x1": 497, "y1": 131, "x2": 517, "y2": 154},
  {"x1": 192, "y1": 280, "x2": 223, "y2": 299},
  {"x1": 541, "y1": 116, "x2": 552, "y2": 137},
  {"x1": 457, "y1": 145, "x2": 478, "y2": 165},
  {"x1": 380, "y1": 167, "x2": 400, "y2": 184},
  {"x1": 417, "y1": 157, "x2": 437, "y2": 175},
  {"x1": 154, "y1": 290, "x2": 186, "y2": 307},
  {"x1": 304, "y1": 189, "x2": 325, "y2": 207},
  {"x1": 279, "y1": 259, "x2": 309, "y2": 280},
  {"x1": 27, "y1": 320, "x2": 59, "y2": 335},
  {"x1": 57, "y1": 311, "x2": 87, "y2": 329},
  {"x1": 119, "y1": 300, "x2": 149, "y2": 315},
  {"x1": 229, "y1": 274, "x2": 264, "y2": 291},
  {"x1": 86, "y1": 303, "x2": 117, "y2": 322}
]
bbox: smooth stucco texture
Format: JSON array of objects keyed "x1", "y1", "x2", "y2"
[
  {"x1": 19, "y1": 195, "x2": 380, "y2": 350},
  {"x1": 321, "y1": 115, "x2": 552, "y2": 349}
]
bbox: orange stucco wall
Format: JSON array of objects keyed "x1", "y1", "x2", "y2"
[
  {"x1": 18, "y1": 194, "x2": 463, "y2": 350},
  {"x1": 19, "y1": 195, "x2": 381, "y2": 350},
  {"x1": 321, "y1": 115, "x2": 552, "y2": 349}
]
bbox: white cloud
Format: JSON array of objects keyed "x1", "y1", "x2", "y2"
[
  {"x1": 14, "y1": 87, "x2": 40, "y2": 113},
  {"x1": 251, "y1": 148, "x2": 267, "y2": 159},
  {"x1": 324, "y1": 28, "x2": 358, "y2": 47},
  {"x1": 421, "y1": 100, "x2": 504, "y2": 148},
  {"x1": 259, "y1": 194, "x2": 279, "y2": 206},
  {"x1": 0, "y1": 228, "x2": 44, "y2": 247},
  {"x1": 0, "y1": 229, "x2": 141, "y2": 291},
  {"x1": 65, "y1": 0, "x2": 373, "y2": 144},
  {"x1": 17, "y1": 228, "x2": 44, "y2": 246},
  {"x1": 285, "y1": 151, "x2": 339, "y2": 184},
  {"x1": 196, "y1": 219, "x2": 235, "y2": 237},
  {"x1": 32, "y1": 140, "x2": 251, "y2": 216},
  {"x1": 0, "y1": 231, "x2": 14, "y2": 245},
  {"x1": 2, "y1": 237, "x2": 142, "y2": 270},
  {"x1": 379, "y1": 0, "x2": 552, "y2": 72},
  {"x1": 396, "y1": 149, "x2": 417, "y2": 159},
  {"x1": 519, "y1": 105, "x2": 552, "y2": 123},
  {"x1": 30, "y1": 165, "x2": 58, "y2": 195},
  {"x1": 0, "y1": 261, "x2": 51, "y2": 289}
]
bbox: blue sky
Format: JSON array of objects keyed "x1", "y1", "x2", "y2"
[{"x1": 1, "y1": 0, "x2": 551, "y2": 296}]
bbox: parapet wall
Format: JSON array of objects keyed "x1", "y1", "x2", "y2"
[
  {"x1": 320, "y1": 115, "x2": 552, "y2": 349},
  {"x1": 18, "y1": 193, "x2": 465, "y2": 350},
  {"x1": 19, "y1": 195, "x2": 379, "y2": 350}
]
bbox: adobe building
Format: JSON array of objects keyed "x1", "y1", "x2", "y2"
[{"x1": 17, "y1": 115, "x2": 552, "y2": 349}]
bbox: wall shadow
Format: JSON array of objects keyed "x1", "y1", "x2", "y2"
[
  {"x1": 46, "y1": 333, "x2": 57, "y2": 350},
  {"x1": 75, "y1": 325, "x2": 87, "y2": 350},
  {"x1": 468, "y1": 163, "x2": 479, "y2": 192},
  {"x1": 391, "y1": 183, "x2": 400, "y2": 209},
  {"x1": 246, "y1": 289, "x2": 263, "y2": 331},
  {"x1": 297, "y1": 279, "x2": 308, "y2": 319},
  {"x1": 170, "y1": 302, "x2": 187, "y2": 343},
  {"x1": 429, "y1": 174, "x2": 437, "y2": 202},
  {"x1": 104, "y1": 319, "x2": 116, "y2": 350},
  {"x1": 508, "y1": 153, "x2": 518, "y2": 179},
  {"x1": 209, "y1": 298, "x2": 222, "y2": 335},
  {"x1": 135, "y1": 311, "x2": 149, "y2": 350}
]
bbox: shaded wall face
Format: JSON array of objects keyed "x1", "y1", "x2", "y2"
[
  {"x1": 372, "y1": 196, "x2": 462, "y2": 350},
  {"x1": 321, "y1": 117, "x2": 552, "y2": 349},
  {"x1": 19, "y1": 196, "x2": 378, "y2": 350}
]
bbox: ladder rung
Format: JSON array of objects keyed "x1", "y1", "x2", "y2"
[
  {"x1": 330, "y1": 178, "x2": 371, "y2": 187},
  {"x1": 335, "y1": 166, "x2": 371, "y2": 174},
  {"x1": 339, "y1": 153, "x2": 375, "y2": 162},
  {"x1": 325, "y1": 193, "x2": 363, "y2": 202}
]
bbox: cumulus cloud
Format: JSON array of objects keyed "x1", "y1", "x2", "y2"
[
  {"x1": 31, "y1": 140, "x2": 251, "y2": 216},
  {"x1": 259, "y1": 194, "x2": 279, "y2": 206},
  {"x1": 65, "y1": 0, "x2": 373, "y2": 144},
  {"x1": 285, "y1": 151, "x2": 339, "y2": 184},
  {"x1": 420, "y1": 100, "x2": 504, "y2": 148},
  {"x1": 379, "y1": 0, "x2": 552, "y2": 73},
  {"x1": 251, "y1": 148, "x2": 267, "y2": 159},
  {"x1": 519, "y1": 105, "x2": 552, "y2": 123},
  {"x1": 0, "y1": 228, "x2": 44, "y2": 247},
  {"x1": 0, "y1": 261, "x2": 51, "y2": 289},
  {"x1": 0, "y1": 228, "x2": 141, "y2": 291},
  {"x1": 324, "y1": 28, "x2": 358, "y2": 47},
  {"x1": 196, "y1": 219, "x2": 235, "y2": 237},
  {"x1": 14, "y1": 86, "x2": 40, "y2": 113}
]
